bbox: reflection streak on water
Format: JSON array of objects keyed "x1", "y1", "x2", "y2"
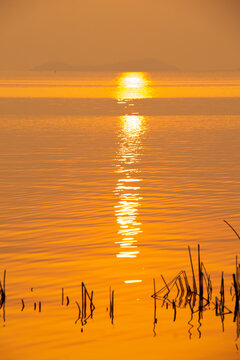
[
  {"x1": 115, "y1": 115, "x2": 145, "y2": 258},
  {"x1": 114, "y1": 73, "x2": 150, "y2": 259},
  {"x1": 124, "y1": 280, "x2": 143, "y2": 284}
]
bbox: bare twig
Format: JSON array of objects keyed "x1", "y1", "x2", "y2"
[{"x1": 223, "y1": 220, "x2": 240, "y2": 241}]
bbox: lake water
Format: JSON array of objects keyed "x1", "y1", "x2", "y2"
[{"x1": 1, "y1": 71, "x2": 240, "y2": 359}]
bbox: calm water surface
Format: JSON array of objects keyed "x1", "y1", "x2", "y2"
[{"x1": 0, "y1": 72, "x2": 240, "y2": 359}]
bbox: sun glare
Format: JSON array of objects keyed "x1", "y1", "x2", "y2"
[
  {"x1": 116, "y1": 72, "x2": 151, "y2": 100},
  {"x1": 119, "y1": 72, "x2": 148, "y2": 89}
]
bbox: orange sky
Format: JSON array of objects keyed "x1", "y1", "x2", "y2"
[{"x1": 0, "y1": 0, "x2": 240, "y2": 71}]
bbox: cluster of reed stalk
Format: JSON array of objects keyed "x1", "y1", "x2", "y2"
[
  {"x1": 152, "y1": 244, "x2": 240, "y2": 343},
  {"x1": 62, "y1": 282, "x2": 95, "y2": 327},
  {"x1": 0, "y1": 273, "x2": 117, "y2": 330},
  {"x1": 1, "y1": 219, "x2": 239, "y2": 343},
  {"x1": 152, "y1": 245, "x2": 212, "y2": 310}
]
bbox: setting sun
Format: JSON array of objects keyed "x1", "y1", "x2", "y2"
[
  {"x1": 116, "y1": 72, "x2": 152, "y2": 100},
  {"x1": 118, "y1": 72, "x2": 149, "y2": 89}
]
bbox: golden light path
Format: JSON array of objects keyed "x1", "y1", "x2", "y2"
[
  {"x1": 115, "y1": 115, "x2": 144, "y2": 258},
  {"x1": 114, "y1": 73, "x2": 153, "y2": 259},
  {"x1": 114, "y1": 73, "x2": 151, "y2": 259}
]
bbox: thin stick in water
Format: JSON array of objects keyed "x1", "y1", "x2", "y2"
[
  {"x1": 188, "y1": 246, "x2": 197, "y2": 293},
  {"x1": 223, "y1": 220, "x2": 240, "y2": 241},
  {"x1": 75, "y1": 301, "x2": 81, "y2": 324},
  {"x1": 21, "y1": 299, "x2": 25, "y2": 311},
  {"x1": 62, "y1": 288, "x2": 64, "y2": 306}
]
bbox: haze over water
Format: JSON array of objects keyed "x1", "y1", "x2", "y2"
[{"x1": 1, "y1": 71, "x2": 240, "y2": 359}]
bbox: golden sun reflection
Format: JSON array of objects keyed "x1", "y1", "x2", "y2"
[
  {"x1": 115, "y1": 115, "x2": 145, "y2": 258},
  {"x1": 116, "y1": 72, "x2": 152, "y2": 100}
]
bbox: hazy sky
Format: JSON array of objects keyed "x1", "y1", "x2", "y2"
[{"x1": 1, "y1": 0, "x2": 240, "y2": 71}]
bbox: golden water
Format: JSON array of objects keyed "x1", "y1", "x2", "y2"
[{"x1": 0, "y1": 71, "x2": 240, "y2": 359}]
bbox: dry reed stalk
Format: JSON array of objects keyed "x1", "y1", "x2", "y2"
[
  {"x1": 62, "y1": 288, "x2": 64, "y2": 305},
  {"x1": 172, "y1": 300, "x2": 177, "y2": 321},
  {"x1": 153, "y1": 278, "x2": 157, "y2": 324},
  {"x1": 81, "y1": 283, "x2": 85, "y2": 319},
  {"x1": 90, "y1": 291, "x2": 93, "y2": 317},
  {"x1": 0, "y1": 270, "x2": 6, "y2": 309},
  {"x1": 223, "y1": 220, "x2": 240, "y2": 241},
  {"x1": 236, "y1": 256, "x2": 240, "y2": 297},
  {"x1": 183, "y1": 270, "x2": 191, "y2": 296},
  {"x1": 233, "y1": 274, "x2": 239, "y2": 324},
  {"x1": 178, "y1": 276, "x2": 185, "y2": 299},
  {"x1": 220, "y1": 272, "x2": 225, "y2": 308},
  {"x1": 75, "y1": 301, "x2": 81, "y2": 324},
  {"x1": 111, "y1": 290, "x2": 114, "y2": 324},
  {"x1": 198, "y1": 245, "x2": 203, "y2": 299},
  {"x1": 3, "y1": 270, "x2": 6, "y2": 294},
  {"x1": 201, "y1": 262, "x2": 212, "y2": 303},
  {"x1": 198, "y1": 245, "x2": 204, "y2": 319},
  {"x1": 188, "y1": 246, "x2": 197, "y2": 294},
  {"x1": 161, "y1": 275, "x2": 170, "y2": 298},
  {"x1": 109, "y1": 287, "x2": 114, "y2": 324},
  {"x1": 175, "y1": 281, "x2": 180, "y2": 301}
]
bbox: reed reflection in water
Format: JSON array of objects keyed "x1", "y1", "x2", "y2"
[{"x1": 114, "y1": 115, "x2": 145, "y2": 258}]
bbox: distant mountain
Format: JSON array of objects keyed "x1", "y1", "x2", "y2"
[
  {"x1": 88, "y1": 58, "x2": 179, "y2": 72},
  {"x1": 32, "y1": 58, "x2": 179, "y2": 72},
  {"x1": 32, "y1": 62, "x2": 76, "y2": 71}
]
